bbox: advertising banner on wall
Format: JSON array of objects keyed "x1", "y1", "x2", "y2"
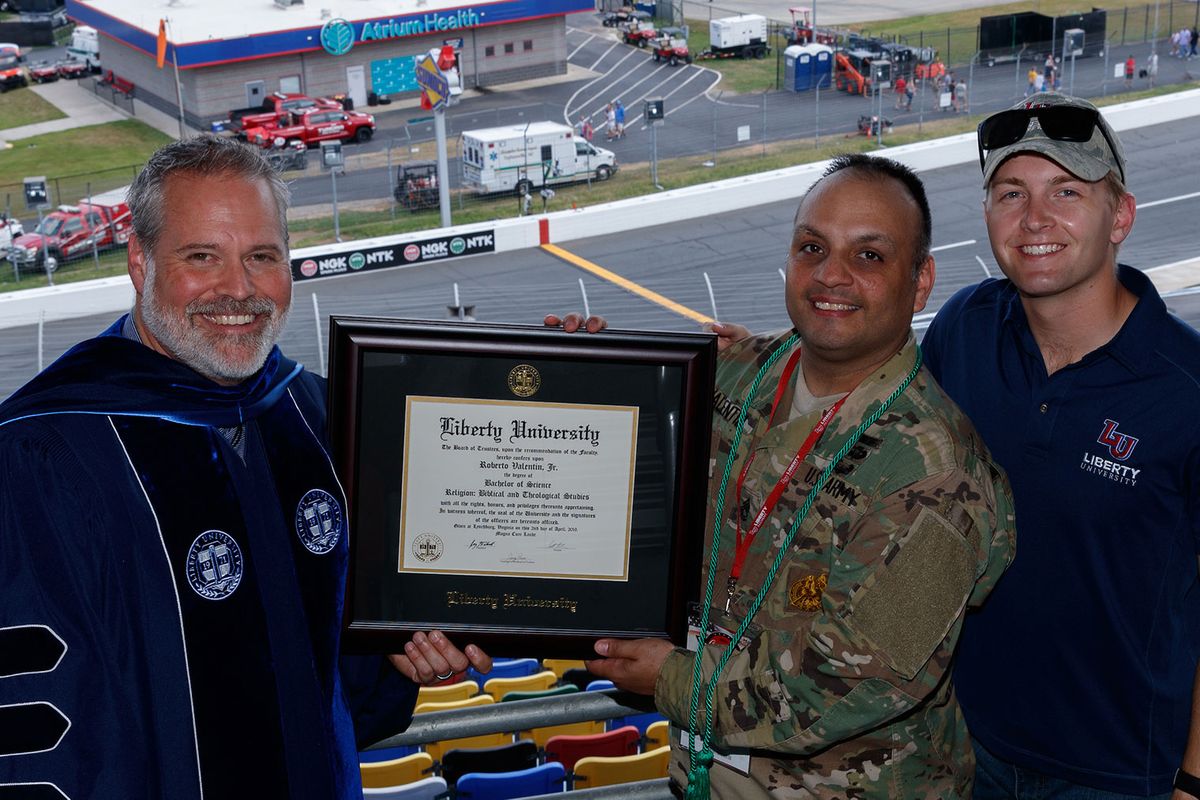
[{"x1": 291, "y1": 229, "x2": 496, "y2": 282}]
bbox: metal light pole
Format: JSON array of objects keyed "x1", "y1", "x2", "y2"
[
  {"x1": 321, "y1": 141, "x2": 344, "y2": 243},
  {"x1": 434, "y1": 107, "x2": 451, "y2": 228},
  {"x1": 650, "y1": 123, "x2": 661, "y2": 189},
  {"x1": 330, "y1": 167, "x2": 341, "y2": 243},
  {"x1": 814, "y1": 72, "x2": 820, "y2": 146},
  {"x1": 36, "y1": 208, "x2": 52, "y2": 286},
  {"x1": 1152, "y1": 0, "x2": 1161, "y2": 57},
  {"x1": 86, "y1": 182, "x2": 99, "y2": 270},
  {"x1": 166, "y1": 18, "x2": 187, "y2": 138}
]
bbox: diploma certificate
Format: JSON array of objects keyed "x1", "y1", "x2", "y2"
[{"x1": 399, "y1": 396, "x2": 638, "y2": 579}]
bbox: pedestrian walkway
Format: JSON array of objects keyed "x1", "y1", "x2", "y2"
[{"x1": 0, "y1": 79, "x2": 126, "y2": 142}]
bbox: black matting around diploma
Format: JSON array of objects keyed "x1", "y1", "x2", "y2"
[{"x1": 328, "y1": 317, "x2": 715, "y2": 658}]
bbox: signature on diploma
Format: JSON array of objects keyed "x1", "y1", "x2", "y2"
[
  {"x1": 541, "y1": 541, "x2": 573, "y2": 552},
  {"x1": 467, "y1": 539, "x2": 496, "y2": 550},
  {"x1": 501, "y1": 554, "x2": 534, "y2": 564}
]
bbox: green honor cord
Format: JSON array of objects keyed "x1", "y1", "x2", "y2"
[{"x1": 684, "y1": 336, "x2": 923, "y2": 800}]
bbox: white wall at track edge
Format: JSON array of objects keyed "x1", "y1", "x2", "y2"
[
  {"x1": 3, "y1": 88, "x2": 1198, "y2": 330},
  {"x1": 0, "y1": 275, "x2": 134, "y2": 329}
]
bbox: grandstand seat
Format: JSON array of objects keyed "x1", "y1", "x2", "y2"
[
  {"x1": 482, "y1": 670, "x2": 557, "y2": 702},
  {"x1": 360, "y1": 751, "x2": 434, "y2": 789},
  {"x1": 466, "y1": 657, "x2": 541, "y2": 689},
  {"x1": 544, "y1": 725, "x2": 640, "y2": 772},
  {"x1": 585, "y1": 679, "x2": 615, "y2": 691},
  {"x1": 456, "y1": 762, "x2": 568, "y2": 799},
  {"x1": 360, "y1": 744, "x2": 420, "y2": 763},
  {"x1": 572, "y1": 746, "x2": 671, "y2": 789},
  {"x1": 500, "y1": 684, "x2": 578, "y2": 703},
  {"x1": 559, "y1": 666, "x2": 600, "y2": 691},
  {"x1": 440, "y1": 739, "x2": 539, "y2": 787},
  {"x1": 518, "y1": 718, "x2": 605, "y2": 749},
  {"x1": 607, "y1": 710, "x2": 668, "y2": 736},
  {"x1": 425, "y1": 731, "x2": 513, "y2": 764},
  {"x1": 643, "y1": 719, "x2": 671, "y2": 751},
  {"x1": 541, "y1": 658, "x2": 586, "y2": 679},
  {"x1": 416, "y1": 680, "x2": 477, "y2": 705},
  {"x1": 415, "y1": 694, "x2": 494, "y2": 714},
  {"x1": 362, "y1": 775, "x2": 447, "y2": 799}
]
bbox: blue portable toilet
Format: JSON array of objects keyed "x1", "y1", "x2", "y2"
[
  {"x1": 809, "y1": 44, "x2": 834, "y2": 89},
  {"x1": 785, "y1": 44, "x2": 833, "y2": 91},
  {"x1": 784, "y1": 45, "x2": 809, "y2": 91}
]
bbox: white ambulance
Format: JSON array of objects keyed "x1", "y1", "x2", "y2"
[
  {"x1": 67, "y1": 26, "x2": 101, "y2": 72},
  {"x1": 460, "y1": 121, "x2": 617, "y2": 195}
]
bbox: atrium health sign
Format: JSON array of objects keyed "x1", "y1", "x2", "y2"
[{"x1": 320, "y1": 8, "x2": 482, "y2": 55}]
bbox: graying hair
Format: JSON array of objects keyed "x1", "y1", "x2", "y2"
[{"x1": 126, "y1": 134, "x2": 291, "y2": 253}]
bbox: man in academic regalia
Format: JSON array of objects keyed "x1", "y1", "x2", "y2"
[{"x1": 0, "y1": 135, "x2": 489, "y2": 798}]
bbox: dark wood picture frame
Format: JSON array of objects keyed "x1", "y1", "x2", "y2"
[{"x1": 328, "y1": 317, "x2": 716, "y2": 659}]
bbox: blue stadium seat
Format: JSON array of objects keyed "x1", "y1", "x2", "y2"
[
  {"x1": 360, "y1": 744, "x2": 420, "y2": 763},
  {"x1": 466, "y1": 657, "x2": 541, "y2": 689},
  {"x1": 456, "y1": 761, "x2": 567, "y2": 798},
  {"x1": 440, "y1": 739, "x2": 538, "y2": 787},
  {"x1": 606, "y1": 710, "x2": 667, "y2": 736}
]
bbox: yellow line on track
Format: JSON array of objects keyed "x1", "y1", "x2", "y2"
[{"x1": 540, "y1": 243, "x2": 713, "y2": 325}]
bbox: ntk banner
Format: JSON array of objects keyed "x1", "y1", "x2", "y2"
[{"x1": 291, "y1": 230, "x2": 496, "y2": 281}]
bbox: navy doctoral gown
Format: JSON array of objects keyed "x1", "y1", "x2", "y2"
[{"x1": 0, "y1": 318, "x2": 416, "y2": 798}]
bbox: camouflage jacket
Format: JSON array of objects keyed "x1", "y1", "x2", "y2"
[{"x1": 654, "y1": 331, "x2": 1015, "y2": 799}]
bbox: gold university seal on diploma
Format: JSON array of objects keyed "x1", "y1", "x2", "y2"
[
  {"x1": 507, "y1": 364, "x2": 541, "y2": 398},
  {"x1": 413, "y1": 533, "x2": 444, "y2": 563}
]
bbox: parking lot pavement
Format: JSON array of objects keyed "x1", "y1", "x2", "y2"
[{"x1": 564, "y1": 25, "x2": 720, "y2": 139}]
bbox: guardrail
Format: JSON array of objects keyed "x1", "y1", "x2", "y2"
[{"x1": 365, "y1": 688, "x2": 673, "y2": 799}]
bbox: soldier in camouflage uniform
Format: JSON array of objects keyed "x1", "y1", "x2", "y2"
[{"x1": 584, "y1": 154, "x2": 1016, "y2": 799}]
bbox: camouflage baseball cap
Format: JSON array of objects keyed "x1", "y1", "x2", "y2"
[{"x1": 980, "y1": 93, "x2": 1125, "y2": 187}]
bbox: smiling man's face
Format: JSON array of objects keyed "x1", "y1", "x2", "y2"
[
  {"x1": 129, "y1": 171, "x2": 292, "y2": 385},
  {"x1": 785, "y1": 169, "x2": 933, "y2": 385},
  {"x1": 983, "y1": 153, "x2": 1133, "y2": 302}
]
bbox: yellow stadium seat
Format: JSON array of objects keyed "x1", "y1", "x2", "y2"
[
  {"x1": 518, "y1": 718, "x2": 605, "y2": 749},
  {"x1": 360, "y1": 751, "x2": 434, "y2": 789},
  {"x1": 416, "y1": 681, "x2": 477, "y2": 705},
  {"x1": 541, "y1": 658, "x2": 586, "y2": 679},
  {"x1": 573, "y1": 745, "x2": 671, "y2": 789},
  {"x1": 482, "y1": 670, "x2": 557, "y2": 702},
  {"x1": 424, "y1": 731, "x2": 513, "y2": 763},
  {"x1": 414, "y1": 694, "x2": 494, "y2": 714},
  {"x1": 644, "y1": 719, "x2": 670, "y2": 750}
]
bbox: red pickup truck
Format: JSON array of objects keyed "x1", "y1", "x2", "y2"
[
  {"x1": 6, "y1": 188, "x2": 131, "y2": 273},
  {"x1": 229, "y1": 92, "x2": 344, "y2": 132},
  {"x1": 243, "y1": 107, "x2": 376, "y2": 147}
]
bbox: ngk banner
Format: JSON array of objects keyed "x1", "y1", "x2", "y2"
[{"x1": 291, "y1": 230, "x2": 496, "y2": 281}]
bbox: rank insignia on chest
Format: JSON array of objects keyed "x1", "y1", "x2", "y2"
[{"x1": 789, "y1": 573, "x2": 827, "y2": 611}]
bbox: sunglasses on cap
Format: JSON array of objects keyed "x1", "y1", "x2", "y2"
[{"x1": 977, "y1": 105, "x2": 1124, "y2": 181}]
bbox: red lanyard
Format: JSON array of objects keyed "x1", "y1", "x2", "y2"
[{"x1": 728, "y1": 348, "x2": 848, "y2": 607}]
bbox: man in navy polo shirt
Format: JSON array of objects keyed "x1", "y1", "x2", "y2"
[{"x1": 922, "y1": 93, "x2": 1200, "y2": 799}]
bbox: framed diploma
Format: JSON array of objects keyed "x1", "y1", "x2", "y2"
[{"x1": 328, "y1": 317, "x2": 716, "y2": 658}]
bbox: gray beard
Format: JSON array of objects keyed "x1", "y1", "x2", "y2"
[{"x1": 140, "y1": 256, "x2": 291, "y2": 383}]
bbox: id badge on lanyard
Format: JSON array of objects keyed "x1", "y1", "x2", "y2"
[{"x1": 683, "y1": 601, "x2": 756, "y2": 775}]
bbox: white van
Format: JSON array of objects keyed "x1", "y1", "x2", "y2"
[
  {"x1": 67, "y1": 25, "x2": 100, "y2": 72},
  {"x1": 460, "y1": 121, "x2": 617, "y2": 195}
]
